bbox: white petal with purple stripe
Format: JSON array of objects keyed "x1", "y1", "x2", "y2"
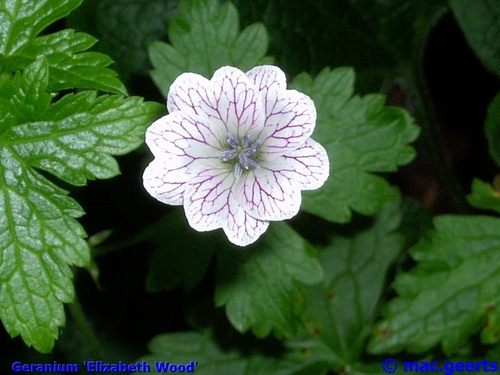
[{"x1": 143, "y1": 65, "x2": 330, "y2": 246}]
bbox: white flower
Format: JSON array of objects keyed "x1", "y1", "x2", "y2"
[{"x1": 143, "y1": 65, "x2": 329, "y2": 246}]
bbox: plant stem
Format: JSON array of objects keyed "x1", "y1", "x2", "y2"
[{"x1": 69, "y1": 296, "x2": 102, "y2": 360}]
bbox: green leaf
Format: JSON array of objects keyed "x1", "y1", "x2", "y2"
[
  {"x1": 467, "y1": 178, "x2": 500, "y2": 214},
  {"x1": 146, "y1": 210, "x2": 217, "y2": 292},
  {"x1": 348, "y1": 362, "x2": 408, "y2": 375},
  {"x1": 148, "y1": 0, "x2": 272, "y2": 96},
  {"x1": 214, "y1": 222, "x2": 323, "y2": 339},
  {"x1": 0, "y1": 0, "x2": 81, "y2": 55},
  {"x1": 0, "y1": 0, "x2": 126, "y2": 94},
  {"x1": 4, "y1": 91, "x2": 161, "y2": 185},
  {"x1": 95, "y1": 0, "x2": 173, "y2": 81},
  {"x1": 485, "y1": 92, "x2": 500, "y2": 165},
  {"x1": 449, "y1": 0, "x2": 500, "y2": 77},
  {"x1": 67, "y1": 0, "x2": 178, "y2": 82},
  {"x1": 368, "y1": 215, "x2": 500, "y2": 355},
  {"x1": 399, "y1": 198, "x2": 433, "y2": 249},
  {"x1": 291, "y1": 67, "x2": 420, "y2": 223},
  {"x1": 299, "y1": 193, "x2": 403, "y2": 368},
  {"x1": 486, "y1": 341, "x2": 500, "y2": 362},
  {"x1": 0, "y1": 148, "x2": 88, "y2": 353},
  {"x1": 482, "y1": 309, "x2": 500, "y2": 344},
  {"x1": 139, "y1": 204, "x2": 407, "y2": 375},
  {"x1": 0, "y1": 58, "x2": 162, "y2": 352},
  {"x1": 140, "y1": 330, "x2": 334, "y2": 375},
  {"x1": 15, "y1": 30, "x2": 124, "y2": 93}
]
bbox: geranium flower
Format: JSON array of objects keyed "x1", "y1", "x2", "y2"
[{"x1": 143, "y1": 65, "x2": 329, "y2": 246}]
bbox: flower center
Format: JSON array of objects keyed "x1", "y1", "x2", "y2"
[{"x1": 217, "y1": 132, "x2": 262, "y2": 179}]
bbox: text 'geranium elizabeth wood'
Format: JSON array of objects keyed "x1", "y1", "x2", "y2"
[{"x1": 143, "y1": 65, "x2": 329, "y2": 246}]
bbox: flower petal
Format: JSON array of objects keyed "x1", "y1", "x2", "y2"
[
  {"x1": 282, "y1": 138, "x2": 330, "y2": 190},
  {"x1": 246, "y1": 65, "x2": 287, "y2": 95},
  {"x1": 184, "y1": 159, "x2": 269, "y2": 246},
  {"x1": 143, "y1": 111, "x2": 222, "y2": 205},
  {"x1": 234, "y1": 165, "x2": 302, "y2": 221},
  {"x1": 143, "y1": 157, "x2": 192, "y2": 206},
  {"x1": 145, "y1": 111, "x2": 222, "y2": 159},
  {"x1": 166, "y1": 72, "x2": 211, "y2": 114},
  {"x1": 167, "y1": 67, "x2": 265, "y2": 140},
  {"x1": 211, "y1": 66, "x2": 266, "y2": 138},
  {"x1": 224, "y1": 207, "x2": 269, "y2": 247},
  {"x1": 259, "y1": 89, "x2": 317, "y2": 160}
]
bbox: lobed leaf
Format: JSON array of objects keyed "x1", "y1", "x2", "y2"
[
  {"x1": 298, "y1": 193, "x2": 403, "y2": 369},
  {"x1": 0, "y1": 0, "x2": 126, "y2": 94},
  {"x1": 214, "y1": 222, "x2": 323, "y2": 339},
  {"x1": 3, "y1": 81, "x2": 161, "y2": 184},
  {"x1": 368, "y1": 215, "x2": 500, "y2": 355},
  {"x1": 291, "y1": 67, "x2": 420, "y2": 223},
  {"x1": 140, "y1": 330, "x2": 335, "y2": 375},
  {"x1": 0, "y1": 0, "x2": 82, "y2": 55},
  {"x1": 91, "y1": 0, "x2": 178, "y2": 80},
  {"x1": 0, "y1": 147, "x2": 88, "y2": 353},
  {"x1": 0, "y1": 58, "x2": 162, "y2": 352},
  {"x1": 148, "y1": 0, "x2": 272, "y2": 96},
  {"x1": 138, "y1": 196, "x2": 408, "y2": 375},
  {"x1": 448, "y1": 0, "x2": 500, "y2": 77},
  {"x1": 467, "y1": 178, "x2": 500, "y2": 214}
]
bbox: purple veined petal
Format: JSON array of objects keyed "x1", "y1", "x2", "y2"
[
  {"x1": 210, "y1": 66, "x2": 266, "y2": 138},
  {"x1": 145, "y1": 111, "x2": 222, "y2": 159},
  {"x1": 167, "y1": 68, "x2": 266, "y2": 140},
  {"x1": 234, "y1": 166, "x2": 302, "y2": 221},
  {"x1": 166, "y1": 72, "x2": 228, "y2": 136},
  {"x1": 246, "y1": 65, "x2": 287, "y2": 95},
  {"x1": 143, "y1": 157, "x2": 200, "y2": 206},
  {"x1": 281, "y1": 138, "x2": 330, "y2": 190},
  {"x1": 258, "y1": 89, "x2": 317, "y2": 160},
  {"x1": 183, "y1": 159, "x2": 269, "y2": 246},
  {"x1": 143, "y1": 111, "x2": 224, "y2": 206},
  {"x1": 166, "y1": 72, "x2": 212, "y2": 115},
  {"x1": 223, "y1": 205, "x2": 270, "y2": 246},
  {"x1": 183, "y1": 159, "x2": 235, "y2": 232}
]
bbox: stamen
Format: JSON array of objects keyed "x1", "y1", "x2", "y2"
[
  {"x1": 246, "y1": 157, "x2": 260, "y2": 170},
  {"x1": 239, "y1": 153, "x2": 250, "y2": 169},
  {"x1": 227, "y1": 133, "x2": 239, "y2": 148},
  {"x1": 241, "y1": 135, "x2": 250, "y2": 148},
  {"x1": 217, "y1": 132, "x2": 262, "y2": 178},
  {"x1": 217, "y1": 149, "x2": 238, "y2": 161},
  {"x1": 233, "y1": 163, "x2": 243, "y2": 179}
]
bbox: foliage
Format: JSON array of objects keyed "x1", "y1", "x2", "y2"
[
  {"x1": 148, "y1": 0, "x2": 272, "y2": 97},
  {"x1": 66, "y1": 0, "x2": 178, "y2": 84},
  {"x1": 0, "y1": 0, "x2": 162, "y2": 353},
  {"x1": 291, "y1": 68, "x2": 419, "y2": 222},
  {"x1": 2, "y1": 0, "x2": 500, "y2": 374},
  {"x1": 369, "y1": 214, "x2": 500, "y2": 355},
  {"x1": 448, "y1": 0, "x2": 500, "y2": 77}
]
